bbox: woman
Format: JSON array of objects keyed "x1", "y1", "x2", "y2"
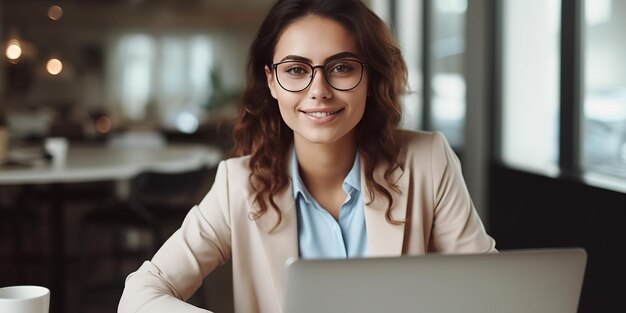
[{"x1": 119, "y1": 0, "x2": 496, "y2": 312}]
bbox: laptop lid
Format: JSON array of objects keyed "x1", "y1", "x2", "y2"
[{"x1": 283, "y1": 248, "x2": 587, "y2": 313}]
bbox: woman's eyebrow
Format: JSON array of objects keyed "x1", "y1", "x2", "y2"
[
  {"x1": 325, "y1": 52, "x2": 360, "y2": 62},
  {"x1": 278, "y1": 51, "x2": 361, "y2": 64},
  {"x1": 279, "y1": 55, "x2": 311, "y2": 63}
]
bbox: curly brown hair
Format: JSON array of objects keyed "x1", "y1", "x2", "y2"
[{"x1": 232, "y1": 0, "x2": 407, "y2": 230}]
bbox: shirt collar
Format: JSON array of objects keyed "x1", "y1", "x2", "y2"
[
  {"x1": 291, "y1": 149, "x2": 312, "y2": 204},
  {"x1": 343, "y1": 151, "x2": 361, "y2": 192},
  {"x1": 291, "y1": 149, "x2": 361, "y2": 204}
]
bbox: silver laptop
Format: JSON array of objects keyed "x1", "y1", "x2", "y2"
[{"x1": 283, "y1": 248, "x2": 587, "y2": 313}]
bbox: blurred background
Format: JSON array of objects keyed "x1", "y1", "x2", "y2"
[
  {"x1": 0, "y1": 0, "x2": 624, "y2": 312},
  {"x1": 0, "y1": 0, "x2": 272, "y2": 146}
]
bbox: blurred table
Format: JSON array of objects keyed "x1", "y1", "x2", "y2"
[
  {"x1": 0, "y1": 143, "x2": 223, "y2": 313},
  {"x1": 0, "y1": 144, "x2": 222, "y2": 184}
]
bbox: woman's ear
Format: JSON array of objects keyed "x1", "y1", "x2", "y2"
[{"x1": 265, "y1": 65, "x2": 278, "y2": 100}]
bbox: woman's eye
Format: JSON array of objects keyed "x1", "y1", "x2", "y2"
[
  {"x1": 288, "y1": 68, "x2": 304, "y2": 74},
  {"x1": 330, "y1": 63, "x2": 353, "y2": 73},
  {"x1": 285, "y1": 65, "x2": 308, "y2": 75}
]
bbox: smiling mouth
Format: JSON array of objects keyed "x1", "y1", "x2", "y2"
[{"x1": 300, "y1": 108, "x2": 345, "y2": 118}]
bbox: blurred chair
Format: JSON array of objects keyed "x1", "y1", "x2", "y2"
[
  {"x1": 77, "y1": 165, "x2": 217, "y2": 312},
  {"x1": 47, "y1": 121, "x2": 85, "y2": 141},
  {"x1": 0, "y1": 199, "x2": 27, "y2": 283},
  {"x1": 47, "y1": 102, "x2": 89, "y2": 142},
  {"x1": 0, "y1": 185, "x2": 52, "y2": 285}
]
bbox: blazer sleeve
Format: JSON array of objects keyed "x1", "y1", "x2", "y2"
[
  {"x1": 118, "y1": 160, "x2": 233, "y2": 313},
  {"x1": 428, "y1": 132, "x2": 497, "y2": 253}
]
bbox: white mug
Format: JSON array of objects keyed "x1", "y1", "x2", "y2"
[
  {"x1": 44, "y1": 137, "x2": 69, "y2": 168},
  {"x1": 0, "y1": 285, "x2": 50, "y2": 313}
]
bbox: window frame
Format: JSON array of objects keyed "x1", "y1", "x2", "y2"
[{"x1": 493, "y1": 0, "x2": 626, "y2": 193}]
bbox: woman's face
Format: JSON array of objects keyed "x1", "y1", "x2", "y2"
[{"x1": 266, "y1": 15, "x2": 368, "y2": 147}]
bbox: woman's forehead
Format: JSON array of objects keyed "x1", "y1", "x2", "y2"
[{"x1": 273, "y1": 15, "x2": 360, "y2": 63}]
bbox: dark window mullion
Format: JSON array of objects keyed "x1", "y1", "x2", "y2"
[
  {"x1": 421, "y1": 0, "x2": 432, "y2": 131},
  {"x1": 559, "y1": 0, "x2": 583, "y2": 177},
  {"x1": 489, "y1": 0, "x2": 502, "y2": 162}
]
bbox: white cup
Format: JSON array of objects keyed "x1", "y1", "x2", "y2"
[
  {"x1": 0, "y1": 285, "x2": 50, "y2": 313},
  {"x1": 44, "y1": 137, "x2": 69, "y2": 168}
]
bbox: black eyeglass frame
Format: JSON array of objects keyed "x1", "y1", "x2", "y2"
[{"x1": 271, "y1": 59, "x2": 367, "y2": 92}]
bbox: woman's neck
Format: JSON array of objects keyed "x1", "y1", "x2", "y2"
[{"x1": 294, "y1": 133, "x2": 357, "y2": 190}]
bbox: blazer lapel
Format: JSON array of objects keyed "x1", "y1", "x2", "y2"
[
  {"x1": 249, "y1": 174, "x2": 298, "y2": 309},
  {"x1": 362, "y1": 159, "x2": 409, "y2": 257}
]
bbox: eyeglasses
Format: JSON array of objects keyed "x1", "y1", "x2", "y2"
[{"x1": 271, "y1": 59, "x2": 367, "y2": 92}]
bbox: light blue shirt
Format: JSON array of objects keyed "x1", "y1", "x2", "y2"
[{"x1": 291, "y1": 149, "x2": 368, "y2": 259}]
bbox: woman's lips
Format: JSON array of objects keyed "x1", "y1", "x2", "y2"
[{"x1": 299, "y1": 108, "x2": 345, "y2": 123}]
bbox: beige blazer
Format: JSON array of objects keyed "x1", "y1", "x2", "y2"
[{"x1": 118, "y1": 130, "x2": 497, "y2": 313}]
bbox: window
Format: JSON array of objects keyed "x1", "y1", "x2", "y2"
[
  {"x1": 583, "y1": 0, "x2": 626, "y2": 179},
  {"x1": 500, "y1": 0, "x2": 561, "y2": 174},
  {"x1": 429, "y1": 0, "x2": 467, "y2": 149},
  {"x1": 110, "y1": 34, "x2": 156, "y2": 121},
  {"x1": 395, "y1": 0, "x2": 423, "y2": 130},
  {"x1": 371, "y1": 0, "x2": 470, "y2": 144},
  {"x1": 369, "y1": 0, "x2": 423, "y2": 130},
  {"x1": 108, "y1": 34, "x2": 214, "y2": 133}
]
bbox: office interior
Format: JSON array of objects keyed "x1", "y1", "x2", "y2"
[{"x1": 0, "y1": 0, "x2": 624, "y2": 312}]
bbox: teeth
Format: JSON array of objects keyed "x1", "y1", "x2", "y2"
[{"x1": 305, "y1": 111, "x2": 338, "y2": 118}]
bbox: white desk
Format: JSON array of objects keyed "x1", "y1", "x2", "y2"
[
  {"x1": 0, "y1": 144, "x2": 223, "y2": 184},
  {"x1": 0, "y1": 143, "x2": 223, "y2": 313}
]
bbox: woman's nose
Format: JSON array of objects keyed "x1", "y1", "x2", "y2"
[{"x1": 308, "y1": 68, "x2": 332, "y2": 100}]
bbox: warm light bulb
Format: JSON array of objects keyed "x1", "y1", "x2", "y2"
[
  {"x1": 96, "y1": 116, "x2": 112, "y2": 134},
  {"x1": 47, "y1": 58, "x2": 63, "y2": 75},
  {"x1": 6, "y1": 42, "x2": 22, "y2": 60},
  {"x1": 48, "y1": 5, "x2": 63, "y2": 20}
]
